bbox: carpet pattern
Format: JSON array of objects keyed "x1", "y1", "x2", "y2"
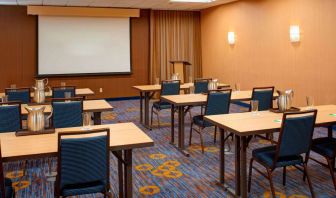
[{"x1": 3, "y1": 99, "x2": 335, "y2": 197}]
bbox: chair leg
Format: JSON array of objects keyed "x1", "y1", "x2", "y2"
[
  {"x1": 157, "y1": 111, "x2": 160, "y2": 128},
  {"x1": 189, "y1": 122, "x2": 193, "y2": 146},
  {"x1": 248, "y1": 158, "x2": 254, "y2": 192},
  {"x1": 303, "y1": 163, "x2": 315, "y2": 198},
  {"x1": 214, "y1": 126, "x2": 217, "y2": 144},
  {"x1": 283, "y1": 166, "x2": 286, "y2": 186},
  {"x1": 150, "y1": 106, "x2": 154, "y2": 127},
  {"x1": 266, "y1": 168, "x2": 276, "y2": 198},
  {"x1": 327, "y1": 158, "x2": 336, "y2": 191},
  {"x1": 199, "y1": 127, "x2": 205, "y2": 154}
]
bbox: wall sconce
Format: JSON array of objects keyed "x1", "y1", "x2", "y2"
[
  {"x1": 290, "y1": 25, "x2": 300, "y2": 42},
  {"x1": 228, "y1": 32, "x2": 235, "y2": 45}
]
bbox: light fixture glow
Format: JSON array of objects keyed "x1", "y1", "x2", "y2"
[
  {"x1": 170, "y1": 0, "x2": 215, "y2": 3},
  {"x1": 228, "y1": 32, "x2": 235, "y2": 45},
  {"x1": 290, "y1": 25, "x2": 300, "y2": 42}
]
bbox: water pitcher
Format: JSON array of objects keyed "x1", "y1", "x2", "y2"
[
  {"x1": 25, "y1": 106, "x2": 53, "y2": 132},
  {"x1": 171, "y1": 73, "x2": 179, "y2": 80},
  {"x1": 277, "y1": 89, "x2": 294, "y2": 112},
  {"x1": 208, "y1": 79, "x2": 219, "y2": 91},
  {"x1": 35, "y1": 78, "x2": 48, "y2": 90}
]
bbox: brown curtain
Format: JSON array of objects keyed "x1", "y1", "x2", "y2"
[{"x1": 149, "y1": 10, "x2": 202, "y2": 84}]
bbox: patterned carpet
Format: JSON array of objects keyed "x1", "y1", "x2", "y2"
[{"x1": 4, "y1": 99, "x2": 335, "y2": 197}]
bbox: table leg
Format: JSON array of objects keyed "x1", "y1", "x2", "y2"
[
  {"x1": 124, "y1": 149, "x2": 133, "y2": 198},
  {"x1": 171, "y1": 104, "x2": 175, "y2": 144},
  {"x1": 140, "y1": 92, "x2": 143, "y2": 123},
  {"x1": 235, "y1": 135, "x2": 241, "y2": 196},
  {"x1": 116, "y1": 151, "x2": 124, "y2": 198},
  {"x1": 328, "y1": 126, "x2": 333, "y2": 138},
  {"x1": 219, "y1": 128, "x2": 225, "y2": 184},
  {"x1": 240, "y1": 136, "x2": 248, "y2": 198},
  {"x1": 176, "y1": 106, "x2": 189, "y2": 157},
  {"x1": 144, "y1": 92, "x2": 150, "y2": 129},
  {"x1": 93, "y1": 112, "x2": 102, "y2": 125}
]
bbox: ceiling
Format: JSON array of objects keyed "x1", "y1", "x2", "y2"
[{"x1": 0, "y1": 0, "x2": 238, "y2": 10}]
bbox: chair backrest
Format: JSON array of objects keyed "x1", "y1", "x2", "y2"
[
  {"x1": 55, "y1": 129, "x2": 110, "y2": 197},
  {"x1": 0, "y1": 144, "x2": 6, "y2": 198},
  {"x1": 274, "y1": 110, "x2": 317, "y2": 166},
  {"x1": 250, "y1": 86, "x2": 274, "y2": 111},
  {"x1": 194, "y1": 78, "x2": 211, "y2": 94},
  {"x1": 160, "y1": 80, "x2": 180, "y2": 96},
  {"x1": 205, "y1": 89, "x2": 232, "y2": 116},
  {"x1": 5, "y1": 88, "x2": 30, "y2": 103},
  {"x1": 51, "y1": 98, "x2": 83, "y2": 128},
  {"x1": 0, "y1": 102, "x2": 21, "y2": 132},
  {"x1": 52, "y1": 86, "x2": 76, "y2": 99}
]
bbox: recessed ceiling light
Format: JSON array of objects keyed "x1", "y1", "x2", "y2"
[{"x1": 170, "y1": 0, "x2": 216, "y2": 3}]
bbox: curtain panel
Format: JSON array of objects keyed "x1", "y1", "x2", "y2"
[{"x1": 149, "y1": 10, "x2": 202, "y2": 84}]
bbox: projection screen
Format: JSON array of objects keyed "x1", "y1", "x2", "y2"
[{"x1": 38, "y1": 16, "x2": 131, "y2": 76}]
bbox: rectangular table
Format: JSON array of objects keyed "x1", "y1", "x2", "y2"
[
  {"x1": 0, "y1": 123, "x2": 154, "y2": 198},
  {"x1": 161, "y1": 91, "x2": 278, "y2": 156},
  {"x1": 204, "y1": 105, "x2": 336, "y2": 198},
  {"x1": 132, "y1": 83, "x2": 230, "y2": 129},
  {"x1": 0, "y1": 88, "x2": 95, "y2": 98},
  {"x1": 21, "y1": 99, "x2": 113, "y2": 125}
]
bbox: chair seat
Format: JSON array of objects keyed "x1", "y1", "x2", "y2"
[
  {"x1": 153, "y1": 101, "x2": 171, "y2": 110},
  {"x1": 252, "y1": 146, "x2": 303, "y2": 168},
  {"x1": 193, "y1": 115, "x2": 213, "y2": 128},
  {"x1": 312, "y1": 137, "x2": 336, "y2": 158},
  {"x1": 62, "y1": 181, "x2": 105, "y2": 197}
]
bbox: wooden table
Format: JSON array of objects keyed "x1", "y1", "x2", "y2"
[
  {"x1": 204, "y1": 105, "x2": 336, "y2": 198},
  {"x1": 0, "y1": 88, "x2": 95, "y2": 98},
  {"x1": 21, "y1": 100, "x2": 113, "y2": 125},
  {"x1": 161, "y1": 91, "x2": 278, "y2": 157},
  {"x1": 132, "y1": 83, "x2": 230, "y2": 129},
  {"x1": 0, "y1": 123, "x2": 154, "y2": 198}
]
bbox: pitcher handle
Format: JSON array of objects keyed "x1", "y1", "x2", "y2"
[
  {"x1": 44, "y1": 78, "x2": 48, "y2": 86},
  {"x1": 46, "y1": 105, "x2": 53, "y2": 120}
]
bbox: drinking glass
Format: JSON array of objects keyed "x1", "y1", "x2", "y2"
[
  {"x1": 306, "y1": 96, "x2": 314, "y2": 110},
  {"x1": 82, "y1": 112, "x2": 92, "y2": 130},
  {"x1": 61, "y1": 82, "x2": 66, "y2": 90},
  {"x1": 189, "y1": 76, "x2": 193, "y2": 83},
  {"x1": 155, "y1": 78, "x2": 160, "y2": 85},
  {"x1": 251, "y1": 100, "x2": 259, "y2": 115},
  {"x1": 235, "y1": 83, "x2": 241, "y2": 92},
  {"x1": 64, "y1": 92, "x2": 72, "y2": 102},
  {"x1": 1, "y1": 95, "x2": 8, "y2": 103},
  {"x1": 190, "y1": 85, "x2": 195, "y2": 94}
]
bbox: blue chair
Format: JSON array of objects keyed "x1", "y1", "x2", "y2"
[
  {"x1": 5, "y1": 88, "x2": 30, "y2": 104},
  {"x1": 151, "y1": 80, "x2": 180, "y2": 128},
  {"x1": 194, "y1": 78, "x2": 211, "y2": 94},
  {"x1": 0, "y1": 144, "x2": 15, "y2": 198},
  {"x1": 189, "y1": 89, "x2": 232, "y2": 153},
  {"x1": 51, "y1": 98, "x2": 83, "y2": 128},
  {"x1": 311, "y1": 128, "x2": 336, "y2": 191},
  {"x1": 250, "y1": 86, "x2": 274, "y2": 111},
  {"x1": 55, "y1": 128, "x2": 110, "y2": 197},
  {"x1": 52, "y1": 86, "x2": 76, "y2": 99},
  {"x1": 248, "y1": 110, "x2": 317, "y2": 197},
  {"x1": 0, "y1": 102, "x2": 21, "y2": 133}
]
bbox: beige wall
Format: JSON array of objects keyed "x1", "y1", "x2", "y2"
[{"x1": 201, "y1": 0, "x2": 336, "y2": 106}]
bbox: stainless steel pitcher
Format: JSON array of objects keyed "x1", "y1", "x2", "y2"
[
  {"x1": 171, "y1": 73, "x2": 179, "y2": 80},
  {"x1": 25, "y1": 105, "x2": 53, "y2": 132},
  {"x1": 32, "y1": 87, "x2": 51, "y2": 104},
  {"x1": 208, "y1": 79, "x2": 218, "y2": 91},
  {"x1": 277, "y1": 89, "x2": 294, "y2": 112},
  {"x1": 35, "y1": 78, "x2": 48, "y2": 90}
]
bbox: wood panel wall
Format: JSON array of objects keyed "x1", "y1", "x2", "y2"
[
  {"x1": 0, "y1": 6, "x2": 149, "y2": 99},
  {"x1": 201, "y1": 0, "x2": 336, "y2": 106}
]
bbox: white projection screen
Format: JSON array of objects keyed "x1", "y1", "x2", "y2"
[{"x1": 38, "y1": 16, "x2": 131, "y2": 76}]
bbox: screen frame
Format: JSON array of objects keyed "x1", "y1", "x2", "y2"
[{"x1": 36, "y1": 16, "x2": 133, "y2": 78}]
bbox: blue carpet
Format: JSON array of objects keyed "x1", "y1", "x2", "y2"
[{"x1": 4, "y1": 99, "x2": 335, "y2": 197}]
